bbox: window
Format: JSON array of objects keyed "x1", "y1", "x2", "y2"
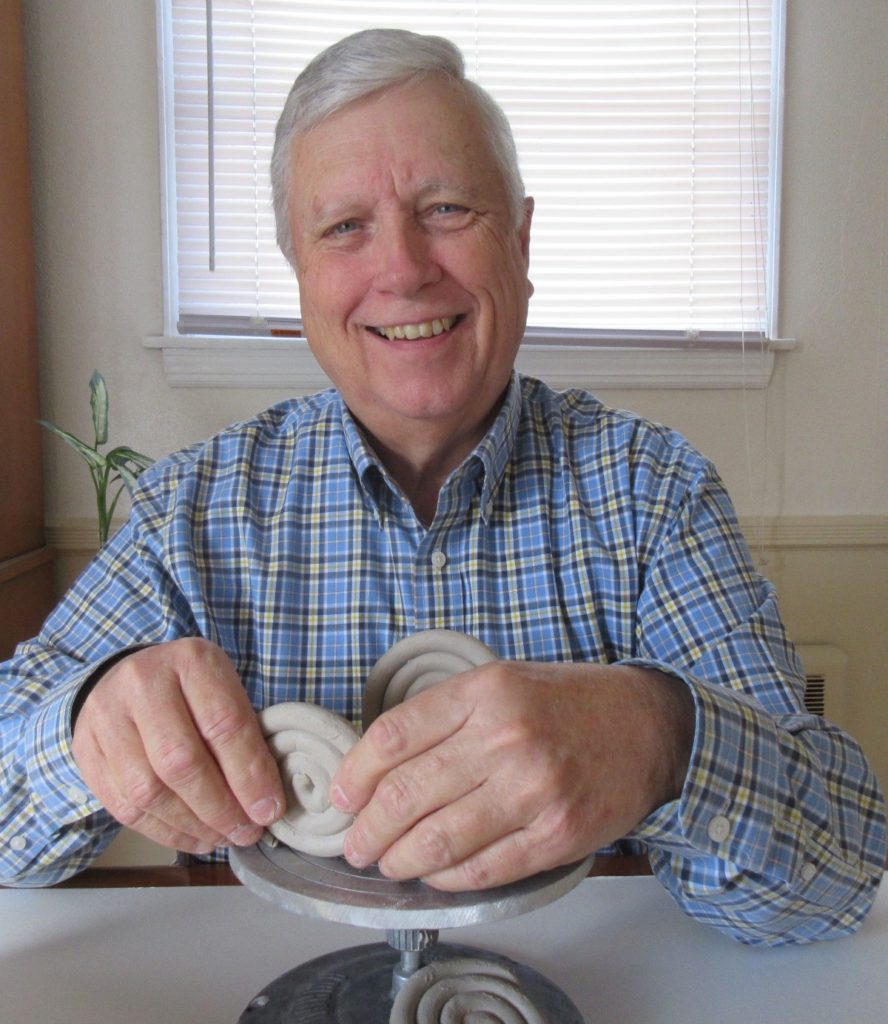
[{"x1": 155, "y1": 1, "x2": 786, "y2": 388}]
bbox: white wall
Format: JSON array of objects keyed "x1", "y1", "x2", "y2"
[{"x1": 22, "y1": 0, "x2": 888, "y2": 794}]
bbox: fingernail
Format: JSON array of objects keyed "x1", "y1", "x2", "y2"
[
  {"x1": 343, "y1": 836, "x2": 367, "y2": 869},
  {"x1": 249, "y1": 796, "x2": 280, "y2": 826},
  {"x1": 228, "y1": 823, "x2": 262, "y2": 846},
  {"x1": 331, "y1": 785, "x2": 352, "y2": 813}
]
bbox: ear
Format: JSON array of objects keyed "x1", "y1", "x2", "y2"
[
  {"x1": 520, "y1": 197, "x2": 534, "y2": 297},
  {"x1": 519, "y1": 196, "x2": 534, "y2": 266}
]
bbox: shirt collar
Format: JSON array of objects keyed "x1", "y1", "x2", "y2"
[
  {"x1": 467, "y1": 371, "x2": 522, "y2": 523},
  {"x1": 338, "y1": 371, "x2": 523, "y2": 525},
  {"x1": 338, "y1": 400, "x2": 398, "y2": 519}
]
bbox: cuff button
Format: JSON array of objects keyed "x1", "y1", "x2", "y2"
[
  {"x1": 707, "y1": 814, "x2": 731, "y2": 843},
  {"x1": 67, "y1": 786, "x2": 90, "y2": 806}
]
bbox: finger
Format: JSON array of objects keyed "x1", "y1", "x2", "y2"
[
  {"x1": 75, "y1": 711, "x2": 227, "y2": 854},
  {"x1": 418, "y1": 787, "x2": 596, "y2": 891},
  {"x1": 342, "y1": 710, "x2": 512, "y2": 870},
  {"x1": 135, "y1": 679, "x2": 268, "y2": 845},
  {"x1": 371, "y1": 780, "x2": 519, "y2": 880},
  {"x1": 333, "y1": 678, "x2": 474, "y2": 814},
  {"x1": 421, "y1": 827, "x2": 564, "y2": 892},
  {"x1": 342, "y1": 744, "x2": 480, "y2": 869},
  {"x1": 71, "y1": 638, "x2": 280, "y2": 848},
  {"x1": 176, "y1": 647, "x2": 285, "y2": 829}
]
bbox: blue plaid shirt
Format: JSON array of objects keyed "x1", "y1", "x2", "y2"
[{"x1": 2, "y1": 374, "x2": 884, "y2": 943}]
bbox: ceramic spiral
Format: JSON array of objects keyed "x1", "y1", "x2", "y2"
[
  {"x1": 389, "y1": 957, "x2": 548, "y2": 1024},
  {"x1": 363, "y1": 629, "x2": 497, "y2": 728},
  {"x1": 258, "y1": 702, "x2": 359, "y2": 857}
]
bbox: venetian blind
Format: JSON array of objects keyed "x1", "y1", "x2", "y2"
[{"x1": 163, "y1": 0, "x2": 778, "y2": 343}]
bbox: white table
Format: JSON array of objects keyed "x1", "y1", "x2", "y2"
[{"x1": 1, "y1": 875, "x2": 885, "y2": 1023}]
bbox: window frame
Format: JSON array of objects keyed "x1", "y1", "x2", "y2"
[{"x1": 149, "y1": 0, "x2": 791, "y2": 391}]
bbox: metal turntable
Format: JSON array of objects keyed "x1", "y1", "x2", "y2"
[{"x1": 230, "y1": 630, "x2": 590, "y2": 1022}]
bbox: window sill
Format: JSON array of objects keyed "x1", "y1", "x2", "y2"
[{"x1": 143, "y1": 336, "x2": 778, "y2": 391}]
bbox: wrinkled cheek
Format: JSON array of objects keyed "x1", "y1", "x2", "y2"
[{"x1": 491, "y1": 265, "x2": 533, "y2": 343}]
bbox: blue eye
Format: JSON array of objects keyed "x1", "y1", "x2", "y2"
[{"x1": 331, "y1": 220, "x2": 358, "y2": 235}]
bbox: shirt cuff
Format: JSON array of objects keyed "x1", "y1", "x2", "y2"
[
  {"x1": 25, "y1": 645, "x2": 152, "y2": 827},
  {"x1": 620, "y1": 657, "x2": 841, "y2": 891},
  {"x1": 27, "y1": 673, "x2": 104, "y2": 825}
]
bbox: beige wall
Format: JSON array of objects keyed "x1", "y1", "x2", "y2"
[{"x1": 21, "y1": 0, "x2": 888, "y2": 866}]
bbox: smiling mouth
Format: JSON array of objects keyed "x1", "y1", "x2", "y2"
[{"x1": 368, "y1": 315, "x2": 463, "y2": 341}]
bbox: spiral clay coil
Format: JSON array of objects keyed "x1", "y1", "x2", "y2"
[
  {"x1": 389, "y1": 957, "x2": 548, "y2": 1024},
  {"x1": 260, "y1": 632, "x2": 495, "y2": 858},
  {"x1": 258, "y1": 701, "x2": 359, "y2": 857},
  {"x1": 363, "y1": 629, "x2": 497, "y2": 729}
]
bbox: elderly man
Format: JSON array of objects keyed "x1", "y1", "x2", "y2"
[{"x1": 1, "y1": 29, "x2": 884, "y2": 945}]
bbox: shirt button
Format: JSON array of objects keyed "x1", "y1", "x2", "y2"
[
  {"x1": 707, "y1": 814, "x2": 731, "y2": 844},
  {"x1": 10, "y1": 835, "x2": 27, "y2": 852},
  {"x1": 800, "y1": 861, "x2": 817, "y2": 883},
  {"x1": 67, "y1": 785, "x2": 90, "y2": 806},
  {"x1": 430, "y1": 549, "x2": 447, "y2": 569}
]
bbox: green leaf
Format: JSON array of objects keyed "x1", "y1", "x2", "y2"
[
  {"x1": 111, "y1": 466, "x2": 139, "y2": 494},
  {"x1": 107, "y1": 446, "x2": 154, "y2": 472},
  {"x1": 40, "y1": 374, "x2": 155, "y2": 545},
  {"x1": 106, "y1": 481, "x2": 128, "y2": 523},
  {"x1": 89, "y1": 370, "x2": 109, "y2": 446},
  {"x1": 38, "y1": 420, "x2": 107, "y2": 472},
  {"x1": 107, "y1": 447, "x2": 154, "y2": 496}
]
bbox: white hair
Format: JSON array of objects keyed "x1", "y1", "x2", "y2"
[{"x1": 271, "y1": 28, "x2": 526, "y2": 268}]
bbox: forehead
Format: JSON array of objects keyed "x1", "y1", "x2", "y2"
[{"x1": 288, "y1": 76, "x2": 507, "y2": 214}]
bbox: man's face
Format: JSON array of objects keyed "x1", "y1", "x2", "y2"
[{"x1": 287, "y1": 75, "x2": 533, "y2": 454}]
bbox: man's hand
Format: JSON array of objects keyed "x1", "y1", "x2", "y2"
[
  {"x1": 332, "y1": 661, "x2": 694, "y2": 890},
  {"x1": 71, "y1": 638, "x2": 284, "y2": 854}
]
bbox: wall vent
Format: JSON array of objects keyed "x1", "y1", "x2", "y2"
[{"x1": 795, "y1": 644, "x2": 849, "y2": 722}]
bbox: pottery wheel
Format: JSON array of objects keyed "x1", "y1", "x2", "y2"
[
  {"x1": 231, "y1": 629, "x2": 590, "y2": 1022},
  {"x1": 237, "y1": 942, "x2": 585, "y2": 1023},
  {"x1": 230, "y1": 843, "x2": 591, "y2": 1022},
  {"x1": 230, "y1": 842, "x2": 593, "y2": 930}
]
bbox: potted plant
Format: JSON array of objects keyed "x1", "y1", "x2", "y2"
[{"x1": 39, "y1": 371, "x2": 155, "y2": 545}]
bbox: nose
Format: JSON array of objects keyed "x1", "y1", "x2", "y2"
[{"x1": 372, "y1": 218, "x2": 441, "y2": 296}]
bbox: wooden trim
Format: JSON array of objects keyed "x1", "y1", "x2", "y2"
[
  {"x1": 1, "y1": 0, "x2": 46, "y2": 564},
  {"x1": 0, "y1": 545, "x2": 55, "y2": 585},
  {"x1": 53, "y1": 864, "x2": 241, "y2": 888},
  {"x1": 0, "y1": 547, "x2": 55, "y2": 659}
]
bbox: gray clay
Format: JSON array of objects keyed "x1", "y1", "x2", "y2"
[
  {"x1": 362, "y1": 629, "x2": 497, "y2": 728},
  {"x1": 260, "y1": 632, "x2": 497, "y2": 859},
  {"x1": 389, "y1": 956, "x2": 548, "y2": 1023},
  {"x1": 259, "y1": 701, "x2": 359, "y2": 857}
]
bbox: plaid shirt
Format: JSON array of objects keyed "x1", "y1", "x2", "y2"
[{"x1": 2, "y1": 373, "x2": 884, "y2": 943}]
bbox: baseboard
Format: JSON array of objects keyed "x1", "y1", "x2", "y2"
[{"x1": 738, "y1": 516, "x2": 888, "y2": 549}]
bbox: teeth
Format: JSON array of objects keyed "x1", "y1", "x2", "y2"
[{"x1": 377, "y1": 316, "x2": 455, "y2": 341}]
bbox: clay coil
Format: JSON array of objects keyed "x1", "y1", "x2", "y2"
[
  {"x1": 259, "y1": 701, "x2": 359, "y2": 857},
  {"x1": 389, "y1": 957, "x2": 548, "y2": 1023},
  {"x1": 363, "y1": 629, "x2": 497, "y2": 728}
]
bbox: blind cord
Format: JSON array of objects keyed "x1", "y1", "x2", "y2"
[{"x1": 205, "y1": 0, "x2": 216, "y2": 272}]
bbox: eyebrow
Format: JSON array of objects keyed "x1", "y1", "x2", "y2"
[
  {"x1": 310, "y1": 179, "x2": 482, "y2": 224},
  {"x1": 415, "y1": 180, "x2": 481, "y2": 204},
  {"x1": 308, "y1": 194, "x2": 364, "y2": 225}
]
